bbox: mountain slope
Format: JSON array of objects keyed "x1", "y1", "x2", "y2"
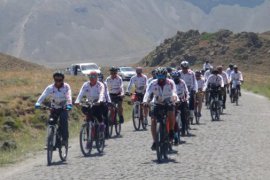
[
  {"x1": 0, "y1": 0, "x2": 270, "y2": 66},
  {"x1": 140, "y1": 30, "x2": 270, "y2": 74},
  {"x1": 0, "y1": 53, "x2": 44, "y2": 71}
]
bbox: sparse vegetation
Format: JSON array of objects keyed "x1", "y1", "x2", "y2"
[{"x1": 0, "y1": 55, "x2": 134, "y2": 166}]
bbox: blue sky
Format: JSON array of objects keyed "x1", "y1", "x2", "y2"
[{"x1": 185, "y1": 0, "x2": 265, "y2": 13}]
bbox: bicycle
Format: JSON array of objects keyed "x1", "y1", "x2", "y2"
[
  {"x1": 232, "y1": 84, "x2": 241, "y2": 106},
  {"x1": 42, "y1": 106, "x2": 69, "y2": 166},
  {"x1": 194, "y1": 91, "x2": 204, "y2": 124},
  {"x1": 155, "y1": 103, "x2": 173, "y2": 163},
  {"x1": 130, "y1": 93, "x2": 147, "y2": 131},
  {"x1": 108, "y1": 97, "x2": 122, "y2": 137},
  {"x1": 79, "y1": 102, "x2": 105, "y2": 157},
  {"x1": 209, "y1": 85, "x2": 222, "y2": 121}
]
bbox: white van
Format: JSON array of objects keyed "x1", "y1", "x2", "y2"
[{"x1": 70, "y1": 63, "x2": 102, "y2": 77}]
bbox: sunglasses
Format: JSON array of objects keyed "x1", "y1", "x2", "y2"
[
  {"x1": 88, "y1": 75, "x2": 97, "y2": 79},
  {"x1": 54, "y1": 78, "x2": 63, "y2": 82},
  {"x1": 157, "y1": 75, "x2": 166, "y2": 79}
]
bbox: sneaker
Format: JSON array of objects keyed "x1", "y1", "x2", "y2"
[
  {"x1": 151, "y1": 142, "x2": 156, "y2": 151},
  {"x1": 119, "y1": 116, "x2": 124, "y2": 124}
]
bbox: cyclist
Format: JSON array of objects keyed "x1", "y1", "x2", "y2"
[
  {"x1": 203, "y1": 60, "x2": 212, "y2": 71},
  {"x1": 226, "y1": 63, "x2": 234, "y2": 79},
  {"x1": 166, "y1": 67, "x2": 173, "y2": 79},
  {"x1": 75, "y1": 71, "x2": 105, "y2": 127},
  {"x1": 105, "y1": 66, "x2": 125, "y2": 123},
  {"x1": 99, "y1": 73, "x2": 112, "y2": 138},
  {"x1": 147, "y1": 69, "x2": 157, "y2": 85},
  {"x1": 226, "y1": 63, "x2": 234, "y2": 95},
  {"x1": 204, "y1": 66, "x2": 213, "y2": 82},
  {"x1": 195, "y1": 71, "x2": 205, "y2": 117},
  {"x1": 230, "y1": 65, "x2": 244, "y2": 97},
  {"x1": 126, "y1": 67, "x2": 148, "y2": 125},
  {"x1": 171, "y1": 71, "x2": 189, "y2": 139},
  {"x1": 204, "y1": 69, "x2": 224, "y2": 106},
  {"x1": 179, "y1": 61, "x2": 198, "y2": 124},
  {"x1": 143, "y1": 67, "x2": 178, "y2": 150},
  {"x1": 217, "y1": 66, "x2": 229, "y2": 109},
  {"x1": 35, "y1": 71, "x2": 72, "y2": 146}
]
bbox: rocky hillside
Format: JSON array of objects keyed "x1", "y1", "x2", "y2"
[
  {"x1": 0, "y1": 53, "x2": 45, "y2": 71},
  {"x1": 0, "y1": 0, "x2": 270, "y2": 66},
  {"x1": 140, "y1": 30, "x2": 270, "y2": 74}
]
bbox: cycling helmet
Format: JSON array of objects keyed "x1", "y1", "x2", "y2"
[
  {"x1": 110, "y1": 66, "x2": 118, "y2": 72},
  {"x1": 171, "y1": 71, "x2": 181, "y2": 79},
  {"x1": 180, "y1": 61, "x2": 189, "y2": 68},
  {"x1": 233, "y1": 65, "x2": 238, "y2": 69},
  {"x1": 53, "y1": 71, "x2": 65, "y2": 79},
  {"x1": 229, "y1": 63, "x2": 234, "y2": 68},
  {"x1": 88, "y1": 71, "x2": 98, "y2": 79},
  {"x1": 136, "y1": 67, "x2": 143, "y2": 74},
  {"x1": 155, "y1": 67, "x2": 167, "y2": 79}
]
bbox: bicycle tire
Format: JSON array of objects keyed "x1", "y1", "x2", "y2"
[
  {"x1": 96, "y1": 125, "x2": 105, "y2": 153},
  {"x1": 132, "y1": 104, "x2": 140, "y2": 131},
  {"x1": 47, "y1": 126, "x2": 54, "y2": 166},
  {"x1": 156, "y1": 122, "x2": 162, "y2": 163},
  {"x1": 79, "y1": 123, "x2": 92, "y2": 157},
  {"x1": 59, "y1": 138, "x2": 68, "y2": 161},
  {"x1": 215, "y1": 101, "x2": 220, "y2": 120},
  {"x1": 210, "y1": 100, "x2": 215, "y2": 121},
  {"x1": 141, "y1": 105, "x2": 147, "y2": 130},
  {"x1": 107, "y1": 110, "x2": 114, "y2": 137},
  {"x1": 115, "y1": 113, "x2": 121, "y2": 136}
]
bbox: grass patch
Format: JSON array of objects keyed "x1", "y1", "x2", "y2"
[
  {"x1": 201, "y1": 32, "x2": 217, "y2": 41},
  {"x1": 242, "y1": 73, "x2": 270, "y2": 99}
]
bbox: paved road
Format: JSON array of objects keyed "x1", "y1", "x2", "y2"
[{"x1": 1, "y1": 91, "x2": 270, "y2": 180}]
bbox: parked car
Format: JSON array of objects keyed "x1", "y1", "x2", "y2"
[
  {"x1": 70, "y1": 63, "x2": 102, "y2": 79},
  {"x1": 118, "y1": 66, "x2": 136, "y2": 81}
]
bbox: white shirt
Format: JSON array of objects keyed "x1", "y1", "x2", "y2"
[
  {"x1": 147, "y1": 77, "x2": 155, "y2": 86},
  {"x1": 179, "y1": 69, "x2": 198, "y2": 92},
  {"x1": 205, "y1": 74, "x2": 224, "y2": 90},
  {"x1": 126, "y1": 74, "x2": 148, "y2": 94},
  {"x1": 75, "y1": 81, "x2": 105, "y2": 103},
  {"x1": 36, "y1": 83, "x2": 72, "y2": 109},
  {"x1": 197, "y1": 79, "x2": 205, "y2": 91},
  {"x1": 203, "y1": 63, "x2": 212, "y2": 71},
  {"x1": 204, "y1": 70, "x2": 212, "y2": 82},
  {"x1": 226, "y1": 68, "x2": 234, "y2": 79},
  {"x1": 105, "y1": 75, "x2": 124, "y2": 95},
  {"x1": 101, "y1": 82, "x2": 111, "y2": 103},
  {"x1": 220, "y1": 71, "x2": 229, "y2": 85},
  {"x1": 175, "y1": 79, "x2": 189, "y2": 101},
  {"x1": 143, "y1": 79, "x2": 178, "y2": 104},
  {"x1": 230, "y1": 71, "x2": 243, "y2": 87}
]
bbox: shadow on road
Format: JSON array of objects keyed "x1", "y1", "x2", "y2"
[{"x1": 47, "y1": 161, "x2": 68, "y2": 167}]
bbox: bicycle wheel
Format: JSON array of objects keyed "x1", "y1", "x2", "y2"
[
  {"x1": 59, "y1": 138, "x2": 68, "y2": 161},
  {"x1": 141, "y1": 105, "x2": 147, "y2": 130},
  {"x1": 47, "y1": 126, "x2": 54, "y2": 166},
  {"x1": 132, "y1": 104, "x2": 140, "y2": 131},
  {"x1": 107, "y1": 110, "x2": 114, "y2": 137},
  {"x1": 115, "y1": 114, "x2": 121, "y2": 136},
  {"x1": 96, "y1": 124, "x2": 105, "y2": 153},
  {"x1": 156, "y1": 122, "x2": 162, "y2": 163},
  {"x1": 215, "y1": 101, "x2": 220, "y2": 120},
  {"x1": 210, "y1": 101, "x2": 215, "y2": 121},
  {"x1": 235, "y1": 89, "x2": 239, "y2": 106},
  {"x1": 80, "y1": 123, "x2": 92, "y2": 157}
]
